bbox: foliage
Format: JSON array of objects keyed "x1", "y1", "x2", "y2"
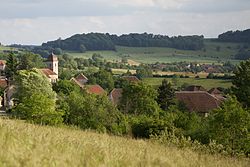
[
  {"x1": 18, "y1": 52, "x2": 45, "y2": 70},
  {"x1": 52, "y1": 80, "x2": 80, "y2": 95},
  {"x1": 41, "y1": 32, "x2": 204, "y2": 52},
  {"x1": 5, "y1": 52, "x2": 18, "y2": 80},
  {"x1": 207, "y1": 96, "x2": 250, "y2": 155},
  {"x1": 13, "y1": 92, "x2": 63, "y2": 125},
  {"x1": 120, "y1": 82, "x2": 161, "y2": 115},
  {"x1": 157, "y1": 79, "x2": 176, "y2": 110},
  {"x1": 64, "y1": 91, "x2": 128, "y2": 135},
  {"x1": 136, "y1": 66, "x2": 153, "y2": 79},
  {"x1": 130, "y1": 114, "x2": 174, "y2": 138},
  {"x1": 232, "y1": 59, "x2": 250, "y2": 108},
  {"x1": 218, "y1": 29, "x2": 250, "y2": 43},
  {"x1": 88, "y1": 69, "x2": 114, "y2": 91},
  {"x1": 13, "y1": 69, "x2": 63, "y2": 125}
]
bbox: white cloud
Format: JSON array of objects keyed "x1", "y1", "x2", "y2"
[{"x1": 0, "y1": 0, "x2": 250, "y2": 44}]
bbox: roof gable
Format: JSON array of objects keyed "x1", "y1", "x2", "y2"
[
  {"x1": 176, "y1": 91, "x2": 222, "y2": 113},
  {"x1": 85, "y1": 85, "x2": 106, "y2": 95},
  {"x1": 109, "y1": 88, "x2": 123, "y2": 105},
  {"x1": 40, "y1": 68, "x2": 57, "y2": 78}
]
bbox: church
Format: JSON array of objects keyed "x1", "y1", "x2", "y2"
[{"x1": 40, "y1": 53, "x2": 59, "y2": 83}]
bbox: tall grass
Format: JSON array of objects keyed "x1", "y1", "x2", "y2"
[{"x1": 0, "y1": 118, "x2": 249, "y2": 167}]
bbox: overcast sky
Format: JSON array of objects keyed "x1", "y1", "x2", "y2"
[{"x1": 0, "y1": 0, "x2": 250, "y2": 45}]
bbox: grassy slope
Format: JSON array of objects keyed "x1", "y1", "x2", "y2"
[
  {"x1": 143, "y1": 77, "x2": 232, "y2": 89},
  {"x1": 66, "y1": 40, "x2": 242, "y2": 64},
  {"x1": 0, "y1": 118, "x2": 249, "y2": 167}
]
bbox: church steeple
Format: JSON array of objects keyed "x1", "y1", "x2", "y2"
[{"x1": 46, "y1": 53, "x2": 58, "y2": 75}]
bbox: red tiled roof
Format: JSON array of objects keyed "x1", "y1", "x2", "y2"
[
  {"x1": 109, "y1": 88, "x2": 123, "y2": 105},
  {"x1": 122, "y1": 76, "x2": 140, "y2": 82},
  {"x1": 46, "y1": 53, "x2": 58, "y2": 62},
  {"x1": 85, "y1": 85, "x2": 106, "y2": 95},
  {"x1": 184, "y1": 85, "x2": 206, "y2": 91},
  {"x1": 0, "y1": 79, "x2": 7, "y2": 88},
  {"x1": 0, "y1": 60, "x2": 5, "y2": 66},
  {"x1": 40, "y1": 68, "x2": 57, "y2": 78},
  {"x1": 176, "y1": 91, "x2": 223, "y2": 113},
  {"x1": 75, "y1": 73, "x2": 88, "y2": 81}
]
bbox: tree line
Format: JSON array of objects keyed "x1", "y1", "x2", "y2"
[
  {"x1": 218, "y1": 29, "x2": 250, "y2": 43},
  {"x1": 40, "y1": 33, "x2": 204, "y2": 53}
]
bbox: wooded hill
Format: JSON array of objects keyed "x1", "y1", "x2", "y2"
[{"x1": 41, "y1": 33, "x2": 204, "y2": 52}]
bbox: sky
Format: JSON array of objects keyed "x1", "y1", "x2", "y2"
[{"x1": 0, "y1": 0, "x2": 250, "y2": 45}]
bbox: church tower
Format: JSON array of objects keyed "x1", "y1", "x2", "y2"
[{"x1": 46, "y1": 53, "x2": 58, "y2": 74}]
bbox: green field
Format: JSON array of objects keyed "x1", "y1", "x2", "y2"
[
  {"x1": 66, "y1": 40, "x2": 242, "y2": 64},
  {"x1": 143, "y1": 77, "x2": 232, "y2": 89},
  {"x1": 0, "y1": 118, "x2": 248, "y2": 167}
]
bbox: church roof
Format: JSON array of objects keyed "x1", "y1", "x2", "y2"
[
  {"x1": 46, "y1": 53, "x2": 58, "y2": 62},
  {"x1": 40, "y1": 68, "x2": 57, "y2": 78}
]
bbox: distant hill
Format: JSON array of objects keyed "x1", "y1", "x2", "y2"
[
  {"x1": 0, "y1": 118, "x2": 248, "y2": 167},
  {"x1": 218, "y1": 29, "x2": 250, "y2": 43},
  {"x1": 41, "y1": 33, "x2": 204, "y2": 52}
]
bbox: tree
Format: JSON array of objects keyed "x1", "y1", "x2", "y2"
[
  {"x1": 120, "y1": 82, "x2": 161, "y2": 116},
  {"x1": 52, "y1": 80, "x2": 80, "y2": 95},
  {"x1": 13, "y1": 69, "x2": 63, "y2": 125},
  {"x1": 89, "y1": 69, "x2": 114, "y2": 91},
  {"x1": 18, "y1": 52, "x2": 44, "y2": 70},
  {"x1": 5, "y1": 52, "x2": 18, "y2": 80},
  {"x1": 136, "y1": 66, "x2": 153, "y2": 79},
  {"x1": 157, "y1": 79, "x2": 176, "y2": 111},
  {"x1": 207, "y1": 97, "x2": 250, "y2": 155},
  {"x1": 232, "y1": 59, "x2": 250, "y2": 108},
  {"x1": 64, "y1": 91, "x2": 128, "y2": 135}
]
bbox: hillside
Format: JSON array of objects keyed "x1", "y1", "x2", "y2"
[
  {"x1": 66, "y1": 40, "x2": 243, "y2": 64},
  {"x1": 0, "y1": 118, "x2": 249, "y2": 167}
]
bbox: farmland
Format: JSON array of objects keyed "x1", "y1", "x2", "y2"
[
  {"x1": 65, "y1": 40, "x2": 242, "y2": 64},
  {"x1": 0, "y1": 118, "x2": 248, "y2": 167},
  {"x1": 143, "y1": 77, "x2": 232, "y2": 89}
]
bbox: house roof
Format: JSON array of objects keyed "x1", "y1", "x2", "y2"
[
  {"x1": 184, "y1": 85, "x2": 206, "y2": 91},
  {"x1": 46, "y1": 53, "x2": 58, "y2": 62},
  {"x1": 70, "y1": 77, "x2": 84, "y2": 88},
  {"x1": 75, "y1": 73, "x2": 88, "y2": 81},
  {"x1": 176, "y1": 91, "x2": 222, "y2": 113},
  {"x1": 85, "y1": 85, "x2": 106, "y2": 95},
  {"x1": 0, "y1": 79, "x2": 7, "y2": 88},
  {"x1": 0, "y1": 60, "x2": 6, "y2": 66},
  {"x1": 109, "y1": 88, "x2": 123, "y2": 105},
  {"x1": 208, "y1": 88, "x2": 221, "y2": 95},
  {"x1": 40, "y1": 68, "x2": 57, "y2": 78},
  {"x1": 122, "y1": 76, "x2": 140, "y2": 82}
]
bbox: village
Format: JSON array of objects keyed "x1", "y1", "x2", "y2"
[{"x1": 0, "y1": 53, "x2": 226, "y2": 117}]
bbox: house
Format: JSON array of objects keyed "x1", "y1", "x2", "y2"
[
  {"x1": 208, "y1": 88, "x2": 221, "y2": 95},
  {"x1": 40, "y1": 53, "x2": 58, "y2": 83},
  {"x1": 85, "y1": 85, "x2": 106, "y2": 95},
  {"x1": 121, "y1": 76, "x2": 140, "y2": 83},
  {"x1": 109, "y1": 88, "x2": 123, "y2": 105},
  {"x1": 75, "y1": 73, "x2": 88, "y2": 85},
  {"x1": 176, "y1": 91, "x2": 223, "y2": 115},
  {"x1": 70, "y1": 77, "x2": 84, "y2": 88},
  {"x1": 0, "y1": 60, "x2": 6, "y2": 71},
  {"x1": 184, "y1": 85, "x2": 206, "y2": 91}
]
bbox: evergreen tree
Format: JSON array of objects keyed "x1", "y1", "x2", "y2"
[
  {"x1": 157, "y1": 79, "x2": 176, "y2": 111},
  {"x1": 5, "y1": 52, "x2": 18, "y2": 81},
  {"x1": 232, "y1": 59, "x2": 250, "y2": 108}
]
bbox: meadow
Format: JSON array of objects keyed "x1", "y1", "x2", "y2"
[
  {"x1": 0, "y1": 118, "x2": 249, "y2": 167},
  {"x1": 66, "y1": 40, "x2": 242, "y2": 64},
  {"x1": 143, "y1": 77, "x2": 232, "y2": 89}
]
